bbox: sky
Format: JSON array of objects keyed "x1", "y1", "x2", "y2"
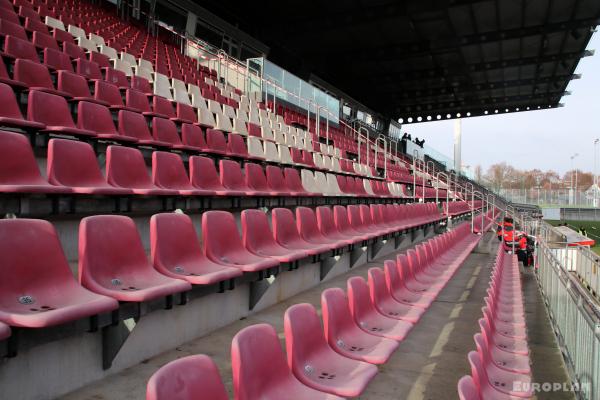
[{"x1": 406, "y1": 33, "x2": 600, "y2": 177}]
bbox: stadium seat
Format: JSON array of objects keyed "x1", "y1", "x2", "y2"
[
  {"x1": 467, "y1": 351, "x2": 532, "y2": 399},
  {"x1": 284, "y1": 167, "x2": 313, "y2": 196},
  {"x1": 57, "y1": 70, "x2": 104, "y2": 104},
  {"x1": 150, "y1": 213, "x2": 242, "y2": 285},
  {"x1": 0, "y1": 219, "x2": 119, "y2": 328},
  {"x1": 321, "y1": 288, "x2": 398, "y2": 364},
  {"x1": 347, "y1": 205, "x2": 380, "y2": 239},
  {"x1": 367, "y1": 267, "x2": 426, "y2": 324},
  {"x1": 181, "y1": 123, "x2": 208, "y2": 151},
  {"x1": 241, "y1": 209, "x2": 308, "y2": 263},
  {"x1": 13, "y1": 59, "x2": 69, "y2": 96},
  {"x1": 146, "y1": 354, "x2": 228, "y2": 400},
  {"x1": 4, "y1": 35, "x2": 39, "y2": 61},
  {"x1": 220, "y1": 159, "x2": 266, "y2": 196},
  {"x1": 205, "y1": 128, "x2": 229, "y2": 155},
  {"x1": 106, "y1": 146, "x2": 177, "y2": 195},
  {"x1": 346, "y1": 276, "x2": 413, "y2": 341},
  {"x1": 332, "y1": 205, "x2": 372, "y2": 242},
  {"x1": 0, "y1": 83, "x2": 44, "y2": 130},
  {"x1": 118, "y1": 110, "x2": 170, "y2": 147},
  {"x1": 152, "y1": 117, "x2": 194, "y2": 150},
  {"x1": 0, "y1": 130, "x2": 72, "y2": 193},
  {"x1": 231, "y1": 323, "x2": 343, "y2": 400},
  {"x1": 265, "y1": 165, "x2": 300, "y2": 196},
  {"x1": 74, "y1": 58, "x2": 103, "y2": 81},
  {"x1": 283, "y1": 303, "x2": 378, "y2": 397},
  {"x1": 383, "y1": 260, "x2": 434, "y2": 309},
  {"x1": 202, "y1": 210, "x2": 280, "y2": 272},
  {"x1": 77, "y1": 101, "x2": 137, "y2": 142},
  {"x1": 94, "y1": 80, "x2": 132, "y2": 110},
  {"x1": 296, "y1": 207, "x2": 347, "y2": 249},
  {"x1": 457, "y1": 375, "x2": 480, "y2": 400},
  {"x1": 272, "y1": 207, "x2": 333, "y2": 256},
  {"x1": 245, "y1": 162, "x2": 281, "y2": 195},
  {"x1": 47, "y1": 139, "x2": 132, "y2": 195},
  {"x1": 152, "y1": 151, "x2": 214, "y2": 196},
  {"x1": 27, "y1": 90, "x2": 95, "y2": 137},
  {"x1": 189, "y1": 156, "x2": 243, "y2": 196},
  {"x1": 78, "y1": 215, "x2": 192, "y2": 302},
  {"x1": 316, "y1": 206, "x2": 359, "y2": 245},
  {"x1": 104, "y1": 67, "x2": 129, "y2": 89},
  {"x1": 227, "y1": 133, "x2": 252, "y2": 159}
]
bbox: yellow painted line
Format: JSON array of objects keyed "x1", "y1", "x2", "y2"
[{"x1": 429, "y1": 321, "x2": 455, "y2": 357}]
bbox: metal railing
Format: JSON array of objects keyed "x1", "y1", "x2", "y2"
[{"x1": 536, "y1": 225, "x2": 600, "y2": 400}]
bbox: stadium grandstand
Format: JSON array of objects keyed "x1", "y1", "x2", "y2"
[{"x1": 0, "y1": 0, "x2": 599, "y2": 399}]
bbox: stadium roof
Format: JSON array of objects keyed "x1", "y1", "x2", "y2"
[{"x1": 192, "y1": 0, "x2": 599, "y2": 123}]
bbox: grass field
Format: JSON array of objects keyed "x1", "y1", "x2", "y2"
[{"x1": 546, "y1": 219, "x2": 600, "y2": 255}]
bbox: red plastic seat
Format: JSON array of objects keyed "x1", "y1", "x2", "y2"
[
  {"x1": 3, "y1": 35, "x2": 39, "y2": 61},
  {"x1": 457, "y1": 375, "x2": 481, "y2": 400},
  {"x1": 74, "y1": 58, "x2": 103, "y2": 80},
  {"x1": 0, "y1": 82, "x2": 44, "y2": 130},
  {"x1": 321, "y1": 288, "x2": 398, "y2": 364},
  {"x1": 32, "y1": 31, "x2": 58, "y2": 50},
  {"x1": 346, "y1": 276, "x2": 413, "y2": 341},
  {"x1": 105, "y1": 146, "x2": 177, "y2": 195},
  {"x1": 0, "y1": 321, "x2": 10, "y2": 340},
  {"x1": 125, "y1": 88, "x2": 163, "y2": 116},
  {"x1": 467, "y1": 351, "x2": 532, "y2": 399},
  {"x1": 77, "y1": 101, "x2": 137, "y2": 142},
  {"x1": 227, "y1": 133, "x2": 251, "y2": 158},
  {"x1": 206, "y1": 128, "x2": 228, "y2": 155},
  {"x1": 368, "y1": 267, "x2": 425, "y2": 323},
  {"x1": 316, "y1": 206, "x2": 359, "y2": 245},
  {"x1": 27, "y1": 90, "x2": 96, "y2": 137},
  {"x1": 265, "y1": 165, "x2": 296, "y2": 196},
  {"x1": 13, "y1": 58, "x2": 69, "y2": 96},
  {"x1": 0, "y1": 130, "x2": 70, "y2": 193},
  {"x1": 296, "y1": 207, "x2": 347, "y2": 249},
  {"x1": 187, "y1": 155, "x2": 241, "y2": 196},
  {"x1": 57, "y1": 70, "x2": 108, "y2": 104},
  {"x1": 283, "y1": 167, "x2": 313, "y2": 196},
  {"x1": 332, "y1": 205, "x2": 371, "y2": 242},
  {"x1": 383, "y1": 260, "x2": 434, "y2": 309},
  {"x1": 346, "y1": 205, "x2": 380, "y2": 239},
  {"x1": 146, "y1": 354, "x2": 228, "y2": 400},
  {"x1": 245, "y1": 162, "x2": 279, "y2": 195},
  {"x1": 232, "y1": 323, "x2": 343, "y2": 400},
  {"x1": 272, "y1": 207, "x2": 332, "y2": 255},
  {"x1": 152, "y1": 96, "x2": 177, "y2": 119},
  {"x1": 181, "y1": 123, "x2": 208, "y2": 151},
  {"x1": 150, "y1": 213, "x2": 242, "y2": 285},
  {"x1": 0, "y1": 219, "x2": 118, "y2": 328},
  {"x1": 0, "y1": 19, "x2": 28, "y2": 40},
  {"x1": 43, "y1": 47, "x2": 74, "y2": 72},
  {"x1": 202, "y1": 210, "x2": 279, "y2": 272},
  {"x1": 94, "y1": 80, "x2": 133, "y2": 111},
  {"x1": 104, "y1": 67, "x2": 129, "y2": 89},
  {"x1": 131, "y1": 75, "x2": 152, "y2": 95},
  {"x1": 0, "y1": 6, "x2": 19, "y2": 24},
  {"x1": 53, "y1": 29, "x2": 75, "y2": 45},
  {"x1": 220, "y1": 159, "x2": 265, "y2": 196},
  {"x1": 118, "y1": 109, "x2": 170, "y2": 147},
  {"x1": 78, "y1": 215, "x2": 192, "y2": 302},
  {"x1": 175, "y1": 103, "x2": 197, "y2": 124},
  {"x1": 152, "y1": 151, "x2": 214, "y2": 195},
  {"x1": 241, "y1": 209, "x2": 308, "y2": 263},
  {"x1": 152, "y1": 117, "x2": 194, "y2": 150},
  {"x1": 47, "y1": 138, "x2": 132, "y2": 195},
  {"x1": 284, "y1": 303, "x2": 378, "y2": 397}
]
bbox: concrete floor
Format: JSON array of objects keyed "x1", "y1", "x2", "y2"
[{"x1": 60, "y1": 234, "x2": 574, "y2": 400}]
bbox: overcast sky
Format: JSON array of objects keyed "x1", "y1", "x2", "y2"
[{"x1": 407, "y1": 32, "x2": 600, "y2": 177}]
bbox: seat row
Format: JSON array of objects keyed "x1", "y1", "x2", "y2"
[
  {"x1": 0, "y1": 129, "x2": 415, "y2": 199},
  {"x1": 458, "y1": 244, "x2": 532, "y2": 400},
  {"x1": 443, "y1": 200, "x2": 472, "y2": 216},
  {"x1": 146, "y1": 220, "x2": 485, "y2": 399},
  {"x1": 0, "y1": 203, "x2": 443, "y2": 331}
]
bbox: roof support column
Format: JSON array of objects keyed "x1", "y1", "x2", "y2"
[{"x1": 453, "y1": 118, "x2": 462, "y2": 173}]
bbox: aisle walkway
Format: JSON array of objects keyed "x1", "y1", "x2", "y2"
[{"x1": 61, "y1": 233, "x2": 573, "y2": 400}]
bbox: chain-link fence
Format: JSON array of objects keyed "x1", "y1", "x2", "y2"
[{"x1": 498, "y1": 189, "x2": 600, "y2": 207}]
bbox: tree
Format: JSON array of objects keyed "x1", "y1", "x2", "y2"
[
  {"x1": 474, "y1": 165, "x2": 483, "y2": 183},
  {"x1": 484, "y1": 163, "x2": 513, "y2": 190}
]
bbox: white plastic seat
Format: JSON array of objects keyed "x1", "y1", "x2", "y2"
[
  {"x1": 320, "y1": 143, "x2": 328, "y2": 154},
  {"x1": 286, "y1": 134, "x2": 297, "y2": 148},
  {"x1": 154, "y1": 72, "x2": 173, "y2": 100},
  {"x1": 215, "y1": 113, "x2": 234, "y2": 133},
  {"x1": 232, "y1": 118, "x2": 248, "y2": 136},
  {"x1": 76, "y1": 37, "x2": 98, "y2": 53},
  {"x1": 301, "y1": 169, "x2": 320, "y2": 194},
  {"x1": 247, "y1": 137, "x2": 265, "y2": 158},
  {"x1": 353, "y1": 162, "x2": 363, "y2": 175},
  {"x1": 259, "y1": 109, "x2": 269, "y2": 120},
  {"x1": 313, "y1": 152, "x2": 325, "y2": 169},
  {"x1": 273, "y1": 130, "x2": 286, "y2": 144},
  {"x1": 322, "y1": 155, "x2": 333, "y2": 170},
  {"x1": 223, "y1": 104, "x2": 237, "y2": 120},
  {"x1": 198, "y1": 108, "x2": 216, "y2": 128},
  {"x1": 138, "y1": 58, "x2": 154, "y2": 73},
  {"x1": 326, "y1": 174, "x2": 343, "y2": 196},
  {"x1": 208, "y1": 100, "x2": 222, "y2": 115},
  {"x1": 99, "y1": 45, "x2": 118, "y2": 60},
  {"x1": 45, "y1": 16, "x2": 65, "y2": 31},
  {"x1": 172, "y1": 80, "x2": 191, "y2": 105},
  {"x1": 314, "y1": 171, "x2": 329, "y2": 195},
  {"x1": 327, "y1": 145, "x2": 335, "y2": 155},
  {"x1": 68, "y1": 24, "x2": 86, "y2": 39},
  {"x1": 236, "y1": 109, "x2": 248, "y2": 122},
  {"x1": 112, "y1": 59, "x2": 133, "y2": 77},
  {"x1": 88, "y1": 33, "x2": 105, "y2": 47},
  {"x1": 189, "y1": 85, "x2": 207, "y2": 109},
  {"x1": 363, "y1": 179, "x2": 375, "y2": 195},
  {"x1": 120, "y1": 52, "x2": 137, "y2": 66},
  {"x1": 331, "y1": 157, "x2": 341, "y2": 172},
  {"x1": 239, "y1": 96, "x2": 250, "y2": 112},
  {"x1": 135, "y1": 66, "x2": 154, "y2": 82},
  {"x1": 262, "y1": 126, "x2": 275, "y2": 142},
  {"x1": 264, "y1": 141, "x2": 280, "y2": 162},
  {"x1": 333, "y1": 147, "x2": 341, "y2": 157},
  {"x1": 248, "y1": 107, "x2": 260, "y2": 125},
  {"x1": 278, "y1": 145, "x2": 294, "y2": 165}
]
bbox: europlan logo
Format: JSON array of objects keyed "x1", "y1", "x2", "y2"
[{"x1": 513, "y1": 381, "x2": 590, "y2": 393}]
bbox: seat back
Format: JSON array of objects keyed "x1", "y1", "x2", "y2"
[
  {"x1": 106, "y1": 145, "x2": 154, "y2": 189},
  {"x1": 146, "y1": 355, "x2": 228, "y2": 400},
  {"x1": 321, "y1": 288, "x2": 358, "y2": 344},
  {"x1": 181, "y1": 123, "x2": 207, "y2": 150},
  {"x1": 245, "y1": 163, "x2": 269, "y2": 191},
  {"x1": 77, "y1": 101, "x2": 118, "y2": 135},
  {"x1": 4, "y1": 35, "x2": 38, "y2": 61},
  {"x1": 189, "y1": 156, "x2": 222, "y2": 190},
  {"x1": 28, "y1": 90, "x2": 77, "y2": 127},
  {"x1": 14, "y1": 58, "x2": 54, "y2": 90},
  {"x1": 283, "y1": 168, "x2": 305, "y2": 193},
  {"x1": 231, "y1": 324, "x2": 298, "y2": 400},
  {"x1": 220, "y1": 159, "x2": 246, "y2": 191},
  {"x1": 284, "y1": 303, "x2": 328, "y2": 373},
  {"x1": 152, "y1": 151, "x2": 192, "y2": 190},
  {"x1": 202, "y1": 210, "x2": 244, "y2": 261},
  {"x1": 152, "y1": 117, "x2": 182, "y2": 146},
  {"x1": 57, "y1": 70, "x2": 90, "y2": 97},
  {"x1": 265, "y1": 166, "x2": 288, "y2": 192},
  {"x1": 347, "y1": 276, "x2": 377, "y2": 322},
  {"x1": 206, "y1": 128, "x2": 227, "y2": 153},
  {"x1": 118, "y1": 109, "x2": 153, "y2": 141},
  {"x1": 272, "y1": 208, "x2": 302, "y2": 246},
  {"x1": 241, "y1": 209, "x2": 277, "y2": 252},
  {"x1": 153, "y1": 96, "x2": 175, "y2": 118},
  {"x1": 0, "y1": 130, "x2": 49, "y2": 186},
  {"x1": 457, "y1": 375, "x2": 480, "y2": 400},
  {"x1": 47, "y1": 139, "x2": 106, "y2": 187},
  {"x1": 0, "y1": 82, "x2": 26, "y2": 120}
]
